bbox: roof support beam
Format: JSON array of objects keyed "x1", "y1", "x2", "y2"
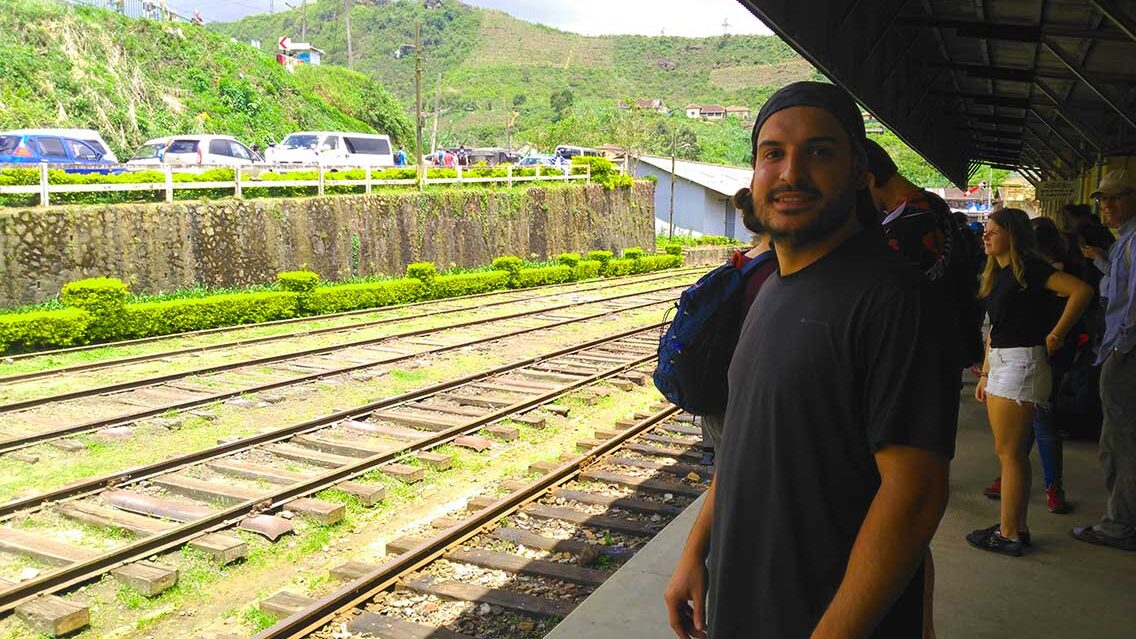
[
  {"x1": 895, "y1": 16, "x2": 1134, "y2": 42},
  {"x1": 929, "y1": 62, "x2": 1033, "y2": 83},
  {"x1": 934, "y1": 92, "x2": 1031, "y2": 109},
  {"x1": 1027, "y1": 109, "x2": 1094, "y2": 165},
  {"x1": 1089, "y1": 0, "x2": 1136, "y2": 44},
  {"x1": 1034, "y1": 79, "x2": 1105, "y2": 150},
  {"x1": 1023, "y1": 128, "x2": 1075, "y2": 175},
  {"x1": 1042, "y1": 37, "x2": 1136, "y2": 132},
  {"x1": 1023, "y1": 140, "x2": 1069, "y2": 179}
]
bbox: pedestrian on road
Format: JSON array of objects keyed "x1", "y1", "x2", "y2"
[
  {"x1": 969, "y1": 208, "x2": 1092, "y2": 557},
  {"x1": 664, "y1": 81, "x2": 959, "y2": 639},
  {"x1": 394, "y1": 147, "x2": 407, "y2": 167},
  {"x1": 1073, "y1": 169, "x2": 1136, "y2": 552}
]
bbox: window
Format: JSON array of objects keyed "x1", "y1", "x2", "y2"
[
  {"x1": 282, "y1": 134, "x2": 320, "y2": 149},
  {"x1": 209, "y1": 139, "x2": 233, "y2": 156},
  {"x1": 166, "y1": 139, "x2": 200, "y2": 154},
  {"x1": 343, "y1": 137, "x2": 392, "y2": 155},
  {"x1": 68, "y1": 139, "x2": 102, "y2": 161},
  {"x1": 131, "y1": 143, "x2": 165, "y2": 161},
  {"x1": 0, "y1": 136, "x2": 19, "y2": 155},
  {"x1": 324, "y1": 136, "x2": 339, "y2": 150},
  {"x1": 229, "y1": 141, "x2": 252, "y2": 160},
  {"x1": 35, "y1": 137, "x2": 68, "y2": 159}
]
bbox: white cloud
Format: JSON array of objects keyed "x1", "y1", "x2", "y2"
[{"x1": 463, "y1": 0, "x2": 774, "y2": 37}]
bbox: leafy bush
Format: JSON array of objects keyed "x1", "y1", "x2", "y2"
[
  {"x1": 571, "y1": 156, "x2": 632, "y2": 189},
  {"x1": 406, "y1": 262, "x2": 438, "y2": 283},
  {"x1": 0, "y1": 308, "x2": 92, "y2": 353},
  {"x1": 123, "y1": 292, "x2": 300, "y2": 337},
  {"x1": 638, "y1": 254, "x2": 684, "y2": 272},
  {"x1": 663, "y1": 244, "x2": 684, "y2": 256},
  {"x1": 277, "y1": 270, "x2": 320, "y2": 293},
  {"x1": 60, "y1": 277, "x2": 130, "y2": 340},
  {"x1": 491, "y1": 255, "x2": 525, "y2": 287},
  {"x1": 603, "y1": 258, "x2": 637, "y2": 277},
  {"x1": 303, "y1": 278, "x2": 427, "y2": 315},
  {"x1": 573, "y1": 260, "x2": 602, "y2": 280},
  {"x1": 517, "y1": 265, "x2": 574, "y2": 288},
  {"x1": 623, "y1": 247, "x2": 646, "y2": 260},
  {"x1": 658, "y1": 234, "x2": 740, "y2": 247},
  {"x1": 586, "y1": 250, "x2": 614, "y2": 266},
  {"x1": 429, "y1": 271, "x2": 510, "y2": 299},
  {"x1": 556, "y1": 252, "x2": 581, "y2": 268}
]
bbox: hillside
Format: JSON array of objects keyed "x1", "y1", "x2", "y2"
[{"x1": 0, "y1": 0, "x2": 413, "y2": 158}]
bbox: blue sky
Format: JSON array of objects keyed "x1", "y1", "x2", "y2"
[{"x1": 181, "y1": 0, "x2": 773, "y2": 37}]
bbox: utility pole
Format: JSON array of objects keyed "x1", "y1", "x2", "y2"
[
  {"x1": 270, "y1": 0, "x2": 275, "y2": 13},
  {"x1": 669, "y1": 128, "x2": 677, "y2": 239},
  {"x1": 301, "y1": 0, "x2": 308, "y2": 40},
  {"x1": 430, "y1": 72, "x2": 442, "y2": 155},
  {"x1": 344, "y1": 0, "x2": 353, "y2": 70},
  {"x1": 415, "y1": 21, "x2": 424, "y2": 189}
]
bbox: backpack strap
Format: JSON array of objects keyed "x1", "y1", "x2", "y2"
[{"x1": 737, "y1": 249, "x2": 776, "y2": 278}]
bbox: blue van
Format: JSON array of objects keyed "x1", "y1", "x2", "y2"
[{"x1": 0, "y1": 133, "x2": 120, "y2": 174}]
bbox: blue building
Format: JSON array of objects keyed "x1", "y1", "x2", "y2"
[{"x1": 634, "y1": 156, "x2": 753, "y2": 242}]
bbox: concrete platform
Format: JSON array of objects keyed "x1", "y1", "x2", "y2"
[{"x1": 547, "y1": 384, "x2": 1136, "y2": 639}]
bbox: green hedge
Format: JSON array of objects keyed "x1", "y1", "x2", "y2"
[
  {"x1": 303, "y1": 278, "x2": 427, "y2": 315},
  {"x1": 556, "y1": 253, "x2": 581, "y2": 268},
  {"x1": 406, "y1": 262, "x2": 438, "y2": 283},
  {"x1": 60, "y1": 277, "x2": 129, "y2": 341},
  {"x1": 429, "y1": 271, "x2": 510, "y2": 299},
  {"x1": 277, "y1": 270, "x2": 320, "y2": 293},
  {"x1": 573, "y1": 260, "x2": 602, "y2": 280},
  {"x1": 517, "y1": 265, "x2": 574, "y2": 288},
  {"x1": 123, "y1": 292, "x2": 301, "y2": 337},
  {"x1": 0, "y1": 308, "x2": 93, "y2": 353},
  {"x1": 586, "y1": 250, "x2": 613, "y2": 265}
]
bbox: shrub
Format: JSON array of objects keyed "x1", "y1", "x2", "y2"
[
  {"x1": 0, "y1": 308, "x2": 92, "y2": 354},
  {"x1": 429, "y1": 271, "x2": 510, "y2": 299},
  {"x1": 603, "y1": 258, "x2": 637, "y2": 277},
  {"x1": 556, "y1": 252, "x2": 581, "y2": 268},
  {"x1": 571, "y1": 156, "x2": 630, "y2": 189},
  {"x1": 277, "y1": 270, "x2": 320, "y2": 293},
  {"x1": 304, "y1": 278, "x2": 427, "y2": 315},
  {"x1": 517, "y1": 266, "x2": 574, "y2": 288},
  {"x1": 637, "y1": 254, "x2": 684, "y2": 272},
  {"x1": 663, "y1": 244, "x2": 684, "y2": 256},
  {"x1": 406, "y1": 262, "x2": 438, "y2": 283},
  {"x1": 586, "y1": 250, "x2": 613, "y2": 266},
  {"x1": 491, "y1": 255, "x2": 525, "y2": 287},
  {"x1": 60, "y1": 277, "x2": 130, "y2": 341},
  {"x1": 123, "y1": 292, "x2": 300, "y2": 337},
  {"x1": 623, "y1": 247, "x2": 646, "y2": 261},
  {"x1": 573, "y1": 260, "x2": 602, "y2": 280}
]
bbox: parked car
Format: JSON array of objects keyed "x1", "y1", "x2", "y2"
[
  {"x1": 554, "y1": 145, "x2": 601, "y2": 159},
  {"x1": 266, "y1": 131, "x2": 394, "y2": 167},
  {"x1": 517, "y1": 154, "x2": 555, "y2": 167},
  {"x1": 466, "y1": 147, "x2": 513, "y2": 166},
  {"x1": 126, "y1": 137, "x2": 172, "y2": 166},
  {"x1": 0, "y1": 133, "x2": 119, "y2": 173},
  {"x1": 161, "y1": 135, "x2": 260, "y2": 167},
  {"x1": 1, "y1": 128, "x2": 119, "y2": 162}
]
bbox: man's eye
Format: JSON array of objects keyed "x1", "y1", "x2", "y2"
[
  {"x1": 763, "y1": 149, "x2": 783, "y2": 160},
  {"x1": 811, "y1": 147, "x2": 835, "y2": 158}
]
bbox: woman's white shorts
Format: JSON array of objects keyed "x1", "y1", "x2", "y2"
[{"x1": 986, "y1": 346, "x2": 1052, "y2": 406}]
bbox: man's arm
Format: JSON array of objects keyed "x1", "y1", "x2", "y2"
[
  {"x1": 810, "y1": 445, "x2": 949, "y2": 639},
  {"x1": 664, "y1": 476, "x2": 717, "y2": 639}
]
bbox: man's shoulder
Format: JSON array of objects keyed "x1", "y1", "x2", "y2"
[{"x1": 835, "y1": 231, "x2": 926, "y2": 289}]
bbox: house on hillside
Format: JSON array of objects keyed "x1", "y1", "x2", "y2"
[
  {"x1": 636, "y1": 98, "x2": 668, "y2": 113},
  {"x1": 725, "y1": 105, "x2": 750, "y2": 118},
  {"x1": 685, "y1": 104, "x2": 702, "y2": 118},
  {"x1": 700, "y1": 105, "x2": 726, "y2": 120},
  {"x1": 634, "y1": 156, "x2": 754, "y2": 242}
]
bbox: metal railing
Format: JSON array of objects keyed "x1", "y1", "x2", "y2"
[
  {"x1": 55, "y1": 0, "x2": 194, "y2": 23},
  {"x1": 0, "y1": 163, "x2": 592, "y2": 207}
]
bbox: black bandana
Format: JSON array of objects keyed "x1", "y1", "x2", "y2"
[{"x1": 751, "y1": 81, "x2": 866, "y2": 159}]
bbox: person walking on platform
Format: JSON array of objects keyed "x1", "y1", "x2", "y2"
[
  {"x1": 1073, "y1": 169, "x2": 1136, "y2": 551},
  {"x1": 969, "y1": 209, "x2": 1092, "y2": 557},
  {"x1": 697, "y1": 198, "x2": 777, "y2": 465},
  {"x1": 665, "y1": 81, "x2": 959, "y2": 639}
]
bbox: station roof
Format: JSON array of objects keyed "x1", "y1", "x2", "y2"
[
  {"x1": 735, "y1": 0, "x2": 1136, "y2": 187},
  {"x1": 637, "y1": 156, "x2": 753, "y2": 197}
]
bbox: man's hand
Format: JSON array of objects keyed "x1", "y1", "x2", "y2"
[
  {"x1": 1081, "y1": 245, "x2": 1105, "y2": 262},
  {"x1": 664, "y1": 550, "x2": 708, "y2": 639}
]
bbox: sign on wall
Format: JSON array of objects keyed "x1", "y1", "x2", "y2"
[{"x1": 1036, "y1": 180, "x2": 1077, "y2": 200}]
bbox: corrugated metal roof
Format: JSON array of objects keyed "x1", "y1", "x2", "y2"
[{"x1": 637, "y1": 156, "x2": 752, "y2": 197}]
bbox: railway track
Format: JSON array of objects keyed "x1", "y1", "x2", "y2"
[
  {"x1": 0, "y1": 328, "x2": 687, "y2": 627},
  {"x1": 0, "y1": 268, "x2": 702, "y2": 381},
  {"x1": 0, "y1": 276, "x2": 693, "y2": 454},
  {"x1": 251, "y1": 404, "x2": 705, "y2": 639}
]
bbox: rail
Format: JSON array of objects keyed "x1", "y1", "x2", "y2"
[{"x1": 0, "y1": 162, "x2": 591, "y2": 207}]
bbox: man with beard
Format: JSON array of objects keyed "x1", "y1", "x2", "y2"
[{"x1": 664, "y1": 82, "x2": 958, "y2": 639}]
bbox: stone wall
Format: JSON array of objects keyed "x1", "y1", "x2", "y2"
[
  {"x1": 0, "y1": 183, "x2": 655, "y2": 306},
  {"x1": 680, "y1": 245, "x2": 746, "y2": 266}
]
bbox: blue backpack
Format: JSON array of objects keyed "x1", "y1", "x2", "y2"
[{"x1": 653, "y1": 251, "x2": 775, "y2": 415}]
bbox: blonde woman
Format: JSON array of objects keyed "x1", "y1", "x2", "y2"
[{"x1": 969, "y1": 208, "x2": 1093, "y2": 556}]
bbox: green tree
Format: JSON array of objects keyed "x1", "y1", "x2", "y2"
[
  {"x1": 512, "y1": 94, "x2": 527, "y2": 108},
  {"x1": 549, "y1": 88, "x2": 575, "y2": 122}
]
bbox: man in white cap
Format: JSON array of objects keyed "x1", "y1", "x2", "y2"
[{"x1": 1075, "y1": 169, "x2": 1136, "y2": 551}]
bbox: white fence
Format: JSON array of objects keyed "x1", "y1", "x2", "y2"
[{"x1": 0, "y1": 163, "x2": 592, "y2": 207}]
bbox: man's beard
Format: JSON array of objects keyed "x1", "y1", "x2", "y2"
[{"x1": 757, "y1": 182, "x2": 858, "y2": 250}]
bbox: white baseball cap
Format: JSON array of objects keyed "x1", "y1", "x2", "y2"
[{"x1": 1090, "y1": 169, "x2": 1135, "y2": 199}]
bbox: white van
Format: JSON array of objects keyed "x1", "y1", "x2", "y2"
[
  {"x1": 162, "y1": 135, "x2": 260, "y2": 167},
  {"x1": 267, "y1": 131, "x2": 394, "y2": 167},
  {"x1": 2, "y1": 128, "x2": 119, "y2": 162},
  {"x1": 554, "y1": 145, "x2": 601, "y2": 159}
]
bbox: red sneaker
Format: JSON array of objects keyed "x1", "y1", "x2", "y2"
[
  {"x1": 1047, "y1": 485, "x2": 1071, "y2": 514},
  {"x1": 983, "y1": 476, "x2": 1001, "y2": 500}
]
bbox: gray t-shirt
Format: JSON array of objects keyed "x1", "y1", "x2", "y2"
[{"x1": 707, "y1": 230, "x2": 958, "y2": 638}]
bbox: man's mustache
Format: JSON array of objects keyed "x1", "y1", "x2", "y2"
[{"x1": 766, "y1": 184, "x2": 822, "y2": 202}]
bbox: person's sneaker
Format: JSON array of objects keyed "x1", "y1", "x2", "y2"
[
  {"x1": 967, "y1": 525, "x2": 1024, "y2": 556},
  {"x1": 983, "y1": 476, "x2": 1001, "y2": 500},
  {"x1": 699, "y1": 447, "x2": 715, "y2": 467},
  {"x1": 1046, "y1": 485, "x2": 1072, "y2": 514},
  {"x1": 1071, "y1": 526, "x2": 1136, "y2": 551},
  {"x1": 973, "y1": 523, "x2": 1030, "y2": 547}
]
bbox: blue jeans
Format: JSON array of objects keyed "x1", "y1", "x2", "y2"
[{"x1": 1030, "y1": 409, "x2": 1063, "y2": 488}]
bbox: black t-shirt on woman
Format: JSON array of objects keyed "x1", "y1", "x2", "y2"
[{"x1": 985, "y1": 256, "x2": 1057, "y2": 349}]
